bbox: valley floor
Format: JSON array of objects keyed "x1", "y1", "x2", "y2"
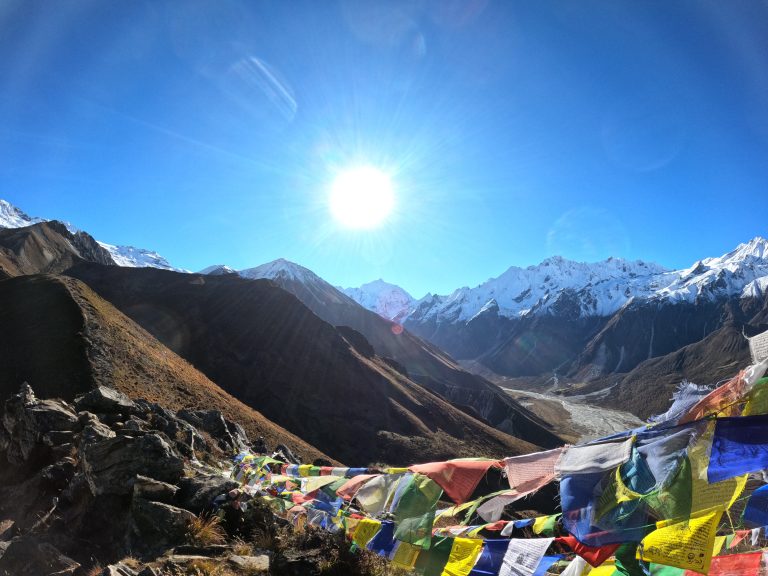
[{"x1": 501, "y1": 386, "x2": 643, "y2": 443}]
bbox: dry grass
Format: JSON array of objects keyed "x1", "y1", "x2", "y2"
[
  {"x1": 187, "y1": 513, "x2": 227, "y2": 546},
  {"x1": 84, "y1": 565, "x2": 103, "y2": 576}
]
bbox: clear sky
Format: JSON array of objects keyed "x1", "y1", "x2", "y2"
[{"x1": 1, "y1": 1, "x2": 767, "y2": 298}]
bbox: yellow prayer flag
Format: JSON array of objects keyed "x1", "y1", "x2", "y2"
[
  {"x1": 441, "y1": 537, "x2": 484, "y2": 576},
  {"x1": 711, "y1": 535, "x2": 726, "y2": 557},
  {"x1": 298, "y1": 464, "x2": 312, "y2": 477},
  {"x1": 303, "y1": 475, "x2": 342, "y2": 492},
  {"x1": 638, "y1": 510, "x2": 722, "y2": 574},
  {"x1": 391, "y1": 541, "x2": 421, "y2": 569},
  {"x1": 588, "y1": 560, "x2": 617, "y2": 576},
  {"x1": 352, "y1": 518, "x2": 381, "y2": 548},
  {"x1": 387, "y1": 467, "x2": 409, "y2": 474},
  {"x1": 532, "y1": 514, "x2": 558, "y2": 535}
]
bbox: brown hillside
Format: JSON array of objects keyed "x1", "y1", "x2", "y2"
[
  {"x1": 66, "y1": 264, "x2": 541, "y2": 465},
  {"x1": 0, "y1": 221, "x2": 114, "y2": 276},
  {"x1": 606, "y1": 326, "x2": 752, "y2": 419},
  {"x1": 0, "y1": 274, "x2": 331, "y2": 463}
]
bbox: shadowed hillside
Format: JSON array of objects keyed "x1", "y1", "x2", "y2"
[
  {"x1": 0, "y1": 274, "x2": 331, "y2": 463},
  {"x1": 66, "y1": 264, "x2": 549, "y2": 464},
  {"x1": 238, "y1": 261, "x2": 564, "y2": 447}
]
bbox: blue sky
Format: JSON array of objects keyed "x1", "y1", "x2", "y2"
[{"x1": 1, "y1": 1, "x2": 767, "y2": 297}]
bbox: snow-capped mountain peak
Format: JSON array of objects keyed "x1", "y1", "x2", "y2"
[
  {"x1": 239, "y1": 258, "x2": 322, "y2": 284},
  {"x1": 341, "y1": 279, "x2": 415, "y2": 322},
  {"x1": 98, "y1": 242, "x2": 178, "y2": 271},
  {"x1": 199, "y1": 264, "x2": 237, "y2": 275},
  {"x1": 0, "y1": 199, "x2": 45, "y2": 228},
  {"x1": 345, "y1": 239, "x2": 768, "y2": 325},
  {"x1": 0, "y1": 198, "x2": 181, "y2": 272}
]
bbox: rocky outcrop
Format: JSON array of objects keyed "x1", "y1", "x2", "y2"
[{"x1": 0, "y1": 383, "x2": 267, "y2": 573}]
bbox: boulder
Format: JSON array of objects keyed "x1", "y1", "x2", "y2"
[
  {"x1": 40, "y1": 457, "x2": 76, "y2": 491},
  {"x1": 178, "y1": 409, "x2": 247, "y2": 452},
  {"x1": 0, "y1": 538, "x2": 80, "y2": 575},
  {"x1": 228, "y1": 553, "x2": 270, "y2": 572},
  {"x1": 81, "y1": 434, "x2": 185, "y2": 495},
  {"x1": 80, "y1": 422, "x2": 117, "y2": 446},
  {"x1": 177, "y1": 474, "x2": 239, "y2": 515},
  {"x1": 2, "y1": 384, "x2": 80, "y2": 465},
  {"x1": 132, "y1": 475, "x2": 178, "y2": 504},
  {"x1": 131, "y1": 499, "x2": 195, "y2": 548},
  {"x1": 75, "y1": 386, "x2": 136, "y2": 415}
]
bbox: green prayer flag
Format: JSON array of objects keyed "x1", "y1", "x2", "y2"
[
  {"x1": 393, "y1": 474, "x2": 443, "y2": 549},
  {"x1": 413, "y1": 536, "x2": 453, "y2": 576}
]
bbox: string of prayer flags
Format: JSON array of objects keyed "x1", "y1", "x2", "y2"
[
  {"x1": 504, "y1": 448, "x2": 563, "y2": 492},
  {"x1": 638, "y1": 510, "x2": 722, "y2": 574},
  {"x1": 410, "y1": 459, "x2": 501, "y2": 505},
  {"x1": 441, "y1": 537, "x2": 484, "y2": 576},
  {"x1": 708, "y1": 413, "x2": 768, "y2": 482},
  {"x1": 498, "y1": 537, "x2": 554, "y2": 576},
  {"x1": 555, "y1": 437, "x2": 634, "y2": 477}
]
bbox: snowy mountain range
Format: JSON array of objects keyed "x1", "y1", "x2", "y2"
[
  {"x1": 340, "y1": 238, "x2": 768, "y2": 325},
  {"x1": 0, "y1": 199, "x2": 180, "y2": 271}
]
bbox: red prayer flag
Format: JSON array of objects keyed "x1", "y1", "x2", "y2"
[
  {"x1": 409, "y1": 459, "x2": 501, "y2": 504},
  {"x1": 683, "y1": 552, "x2": 762, "y2": 576},
  {"x1": 556, "y1": 536, "x2": 621, "y2": 568}
]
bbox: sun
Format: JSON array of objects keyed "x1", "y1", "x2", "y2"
[{"x1": 329, "y1": 166, "x2": 395, "y2": 229}]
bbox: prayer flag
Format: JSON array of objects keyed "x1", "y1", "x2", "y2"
[
  {"x1": 638, "y1": 510, "x2": 722, "y2": 574},
  {"x1": 498, "y1": 537, "x2": 554, "y2": 576},
  {"x1": 555, "y1": 438, "x2": 634, "y2": 477},
  {"x1": 469, "y1": 539, "x2": 509, "y2": 576},
  {"x1": 504, "y1": 448, "x2": 563, "y2": 492},
  {"x1": 410, "y1": 459, "x2": 500, "y2": 505},
  {"x1": 441, "y1": 538, "x2": 484, "y2": 576},
  {"x1": 708, "y1": 413, "x2": 768, "y2": 482}
]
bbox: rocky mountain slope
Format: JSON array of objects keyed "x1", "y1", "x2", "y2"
[
  {"x1": 0, "y1": 199, "x2": 178, "y2": 271},
  {"x1": 235, "y1": 259, "x2": 562, "y2": 447},
  {"x1": 66, "y1": 263, "x2": 550, "y2": 464},
  {"x1": 0, "y1": 220, "x2": 115, "y2": 278},
  {"x1": 0, "y1": 274, "x2": 330, "y2": 463},
  {"x1": 0, "y1": 383, "x2": 336, "y2": 575}
]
